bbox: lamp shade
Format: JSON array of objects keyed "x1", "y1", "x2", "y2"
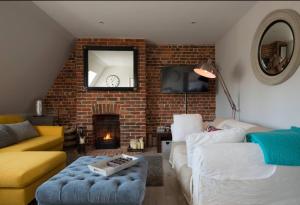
[{"x1": 193, "y1": 59, "x2": 216, "y2": 79}]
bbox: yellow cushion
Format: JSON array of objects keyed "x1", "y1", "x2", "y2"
[
  {"x1": 0, "y1": 135, "x2": 63, "y2": 152},
  {"x1": 0, "y1": 115, "x2": 24, "y2": 124},
  {"x1": 35, "y1": 126, "x2": 64, "y2": 137},
  {"x1": 0, "y1": 151, "x2": 66, "y2": 188}
]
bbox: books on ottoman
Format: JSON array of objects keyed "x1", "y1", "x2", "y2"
[{"x1": 88, "y1": 154, "x2": 139, "y2": 176}]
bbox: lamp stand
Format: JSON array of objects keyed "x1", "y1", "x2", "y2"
[
  {"x1": 215, "y1": 68, "x2": 239, "y2": 119},
  {"x1": 193, "y1": 59, "x2": 239, "y2": 119},
  {"x1": 184, "y1": 93, "x2": 188, "y2": 114}
]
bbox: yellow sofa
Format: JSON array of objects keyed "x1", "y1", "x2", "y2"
[
  {"x1": 0, "y1": 115, "x2": 66, "y2": 205},
  {"x1": 0, "y1": 115, "x2": 64, "y2": 152}
]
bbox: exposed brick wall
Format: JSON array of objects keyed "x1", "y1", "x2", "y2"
[
  {"x1": 146, "y1": 44, "x2": 216, "y2": 135},
  {"x1": 45, "y1": 39, "x2": 147, "y2": 145},
  {"x1": 44, "y1": 51, "x2": 77, "y2": 126},
  {"x1": 261, "y1": 42, "x2": 277, "y2": 59},
  {"x1": 44, "y1": 39, "x2": 216, "y2": 146}
]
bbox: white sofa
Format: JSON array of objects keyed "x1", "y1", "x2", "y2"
[{"x1": 170, "y1": 118, "x2": 300, "y2": 205}]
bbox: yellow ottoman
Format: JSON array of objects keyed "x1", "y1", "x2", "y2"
[{"x1": 0, "y1": 151, "x2": 66, "y2": 205}]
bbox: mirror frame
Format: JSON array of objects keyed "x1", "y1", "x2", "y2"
[
  {"x1": 251, "y1": 9, "x2": 300, "y2": 85},
  {"x1": 83, "y1": 46, "x2": 138, "y2": 91}
]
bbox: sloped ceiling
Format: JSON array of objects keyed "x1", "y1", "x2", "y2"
[
  {"x1": 34, "y1": 1, "x2": 256, "y2": 44},
  {"x1": 0, "y1": 2, "x2": 74, "y2": 114}
]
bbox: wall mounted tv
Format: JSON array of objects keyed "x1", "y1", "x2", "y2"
[{"x1": 160, "y1": 65, "x2": 209, "y2": 93}]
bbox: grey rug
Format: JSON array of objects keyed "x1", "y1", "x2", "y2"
[{"x1": 144, "y1": 155, "x2": 163, "y2": 186}]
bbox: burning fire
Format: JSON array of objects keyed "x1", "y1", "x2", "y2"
[{"x1": 103, "y1": 133, "x2": 112, "y2": 141}]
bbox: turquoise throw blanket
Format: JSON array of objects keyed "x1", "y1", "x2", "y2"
[{"x1": 246, "y1": 127, "x2": 300, "y2": 166}]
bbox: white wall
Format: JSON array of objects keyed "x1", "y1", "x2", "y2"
[
  {"x1": 0, "y1": 2, "x2": 74, "y2": 114},
  {"x1": 216, "y1": 1, "x2": 300, "y2": 129}
]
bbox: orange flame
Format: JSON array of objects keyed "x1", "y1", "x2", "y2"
[{"x1": 103, "y1": 133, "x2": 112, "y2": 140}]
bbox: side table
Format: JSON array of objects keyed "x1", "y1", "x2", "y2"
[
  {"x1": 156, "y1": 132, "x2": 172, "y2": 153},
  {"x1": 27, "y1": 115, "x2": 55, "y2": 126}
]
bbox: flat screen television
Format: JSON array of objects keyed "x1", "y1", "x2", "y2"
[{"x1": 160, "y1": 65, "x2": 209, "y2": 93}]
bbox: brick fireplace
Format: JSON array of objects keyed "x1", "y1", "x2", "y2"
[
  {"x1": 93, "y1": 114, "x2": 120, "y2": 149},
  {"x1": 92, "y1": 103, "x2": 122, "y2": 149}
]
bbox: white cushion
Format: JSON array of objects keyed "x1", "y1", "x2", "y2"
[
  {"x1": 172, "y1": 114, "x2": 203, "y2": 142},
  {"x1": 186, "y1": 128, "x2": 246, "y2": 168},
  {"x1": 217, "y1": 119, "x2": 256, "y2": 130}
]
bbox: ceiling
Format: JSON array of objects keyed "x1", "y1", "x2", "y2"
[{"x1": 34, "y1": 1, "x2": 256, "y2": 44}]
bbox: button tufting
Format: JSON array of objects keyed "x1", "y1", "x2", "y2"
[
  {"x1": 88, "y1": 180, "x2": 95, "y2": 186},
  {"x1": 36, "y1": 157, "x2": 148, "y2": 205},
  {"x1": 115, "y1": 180, "x2": 121, "y2": 186},
  {"x1": 61, "y1": 181, "x2": 68, "y2": 186}
]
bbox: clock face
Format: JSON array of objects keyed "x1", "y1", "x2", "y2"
[{"x1": 106, "y1": 75, "x2": 120, "y2": 87}]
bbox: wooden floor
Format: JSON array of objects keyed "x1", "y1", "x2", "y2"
[{"x1": 143, "y1": 153, "x2": 188, "y2": 205}]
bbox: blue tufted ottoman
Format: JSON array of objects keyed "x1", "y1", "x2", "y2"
[{"x1": 36, "y1": 156, "x2": 148, "y2": 205}]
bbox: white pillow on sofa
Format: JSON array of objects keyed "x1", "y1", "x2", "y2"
[
  {"x1": 172, "y1": 114, "x2": 203, "y2": 142},
  {"x1": 186, "y1": 128, "x2": 246, "y2": 168},
  {"x1": 217, "y1": 119, "x2": 256, "y2": 130}
]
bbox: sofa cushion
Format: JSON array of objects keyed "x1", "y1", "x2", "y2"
[
  {"x1": 6, "y1": 120, "x2": 38, "y2": 142},
  {"x1": 172, "y1": 114, "x2": 203, "y2": 142},
  {"x1": 172, "y1": 143, "x2": 188, "y2": 174},
  {"x1": 0, "y1": 125, "x2": 18, "y2": 148},
  {"x1": 0, "y1": 151, "x2": 66, "y2": 188},
  {"x1": 170, "y1": 143, "x2": 192, "y2": 202},
  {"x1": 216, "y1": 119, "x2": 256, "y2": 131},
  {"x1": 178, "y1": 164, "x2": 192, "y2": 201},
  {"x1": 0, "y1": 135, "x2": 63, "y2": 152},
  {"x1": 186, "y1": 128, "x2": 246, "y2": 167},
  {"x1": 0, "y1": 115, "x2": 24, "y2": 124}
]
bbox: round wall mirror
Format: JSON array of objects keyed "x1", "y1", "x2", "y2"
[
  {"x1": 259, "y1": 21, "x2": 294, "y2": 76},
  {"x1": 251, "y1": 10, "x2": 300, "y2": 85}
]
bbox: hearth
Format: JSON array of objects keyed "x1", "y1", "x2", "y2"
[{"x1": 93, "y1": 114, "x2": 120, "y2": 149}]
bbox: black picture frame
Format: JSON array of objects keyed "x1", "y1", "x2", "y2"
[{"x1": 83, "y1": 46, "x2": 138, "y2": 91}]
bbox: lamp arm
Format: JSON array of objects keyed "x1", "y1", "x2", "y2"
[{"x1": 215, "y1": 68, "x2": 239, "y2": 119}]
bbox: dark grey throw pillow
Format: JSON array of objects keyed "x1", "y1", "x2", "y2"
[
  {"x1": 6, "y1": 120, "x2": 38, "y2": 142},
  {"x1": 0, "y1": 125, "x2": 18, "y2": 148}
]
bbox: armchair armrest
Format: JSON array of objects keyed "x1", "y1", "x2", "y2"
[
  {"x1": 34, "y1": 126, "x2": 64, "y2": 137},
  {"x1": 192, "y1": 143, "x2": 276, "y2": 180}
]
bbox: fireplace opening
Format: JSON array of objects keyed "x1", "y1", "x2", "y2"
[{"x1": 93, "y1": 114, "x2": 120, "y2": 149}]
